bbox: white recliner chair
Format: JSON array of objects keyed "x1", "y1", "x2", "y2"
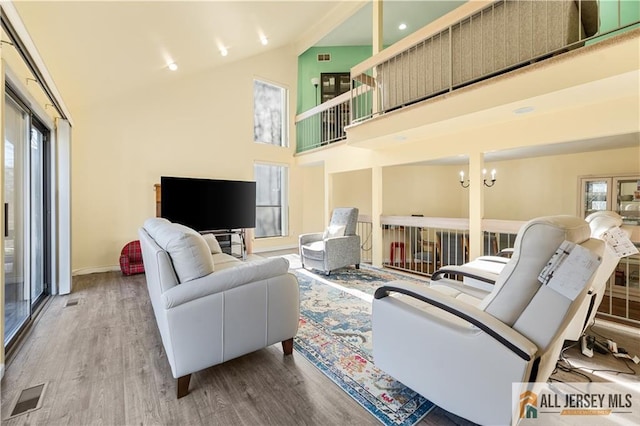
[
  {"x1": 372, "y1": 215, "x2": 606, "y2": 425},
  {"x1": 430, "y1": 211, "x2": 626, "y2": 341}
]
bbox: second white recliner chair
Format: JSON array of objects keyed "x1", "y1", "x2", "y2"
[
  {"x1": 373, "y1": 215, "x2": 607, "y2": 425},
  {"x1": 430, "y1": 211, "x2": 626, "y2": 342}
]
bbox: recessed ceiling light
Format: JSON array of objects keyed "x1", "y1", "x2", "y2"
[
  {"x1": 220, "y1": 47, "x2": 228, "y2": 57},
  {"x1": 399, "y1": 23, "x2": 407, "y2": 31},
  {"x1": 168, "y1": 62, "x2": 178, "y2": 71},
  {"x1": 513, "y1": 106, "x2": 535, "y2": 114},
  {"x1": 260, "y1": 36, "x2": 268, "y2": 46}
]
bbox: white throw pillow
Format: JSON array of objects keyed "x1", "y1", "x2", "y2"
[
  {"x1": 323, "y1": 224, "x2": 346, "y2": 240},
  {"x1": 202, "y1": 233, "x2": 223, "y2": 254}
]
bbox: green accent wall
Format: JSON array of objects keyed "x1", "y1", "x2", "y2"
[
  {"x1": 297, "y1": 46, "x2": 372, "y2": 114},
  {"x1": 589, "y1": 0, "x2": 640, "y2": 44}
]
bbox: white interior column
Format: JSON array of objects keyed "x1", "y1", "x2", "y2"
[
  {"x1": 371, "y1": 0, "x2": 383, "y2": 115},
  {"x1": 324, "y1": 169, "x2": 333, "y2": 225},
  {"x1": 56, "y1": 118, "x2": 72, "y2": 294},
  {"x1": 468, "y1": 152, "x2": 484, "y2": 260},
  {"x1": 372, "y1": 166, "x2": 383, "y2": 267}
]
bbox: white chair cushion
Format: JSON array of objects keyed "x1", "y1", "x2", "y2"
[
  {"x1": 202, "y1": 234, "x2": 223, "y2": 254},
  {"x1": 151, "y1": 222, "x2": 214, "y2": 283},
  {"x1": 323, "y1": 224, "x2": 345, "y2": 239}
]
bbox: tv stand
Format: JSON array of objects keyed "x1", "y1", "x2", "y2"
[{"x1": 205, "y1": 229, "x2": 247, "y2": 260}]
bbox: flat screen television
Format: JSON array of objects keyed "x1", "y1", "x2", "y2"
[{"x1": 160, "y1": 176, "x2": 256, "y2": 231}]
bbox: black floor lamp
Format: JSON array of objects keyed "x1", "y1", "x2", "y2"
[{"x1": 311, "y1": 77, "x2": 319, "y2": 106}]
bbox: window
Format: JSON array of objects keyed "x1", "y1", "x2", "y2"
[
  {"x1": 253, "y1": 79, "x2": 288, "y2": 147},
  {"x1": 254, "y1": 163, "x2": 288, "y2": 238}
]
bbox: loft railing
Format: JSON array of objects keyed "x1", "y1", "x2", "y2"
[
  {"x1": 599, "y1": 250, "x2": 640, "y2": 325},
  {"x1": 295, "y1": 84, "x2": 373, "y2": 153},
  {"x1": 295, "y1": 91, "x2": 350, "y2": 153},
  {"x1": 350, "y1": 0, "x2": 639, "y2": 122},
  {"x1": 295, "y1": 0, "x2": 638, "y2": 152},
  {"x1": 380, "y1": 216, "x2": 522, "y2": 276},
  {"x1": 379, "y1": 215, "x2": 640, "y2": 325}
]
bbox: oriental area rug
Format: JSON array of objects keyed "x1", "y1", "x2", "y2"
[{"x1": 283, "y1": 254, "x2": 434, "y2": 426}]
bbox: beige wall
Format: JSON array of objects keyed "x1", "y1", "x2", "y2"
[
  {"x1": 300, "y1": 164, "x2": 325, "y2": 233},
  {"x1": 63, "y1": 31, "x2": 640, "y2": 272},
  {"x1": 72, "y1": 45, "x2": 302, "y2": 272},
  {"x1": 374, "y1": 147, "x2": 639, "y2": 221},
  {"x1": 332, "y1": 169, "x2": 372, "y2": 216},
  {"x1": 382, "y1": 165, "x2": 468, "y2": 217},
  {"x1": 484, "y1": 146, "x2": 640, "y2": 220}
]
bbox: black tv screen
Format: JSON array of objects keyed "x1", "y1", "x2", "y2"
[{"x1": 161, "y1": 176, "x2": 256, "y2": 231}]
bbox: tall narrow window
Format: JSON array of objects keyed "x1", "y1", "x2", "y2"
[
  {"x1": 253, "y1": 79, "x2": 288, "y2": 147},
  {"x1": 254, "y1": 163, "x2": 288, "y2": 238}
]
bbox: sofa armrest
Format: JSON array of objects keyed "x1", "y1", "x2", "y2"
[
  {"x1": 374, "y1": 280, "x2": 537, "y2": 361},
  {"x1": 161, "y1": 257, "x2": 290, "y2": 309},
  {"x1": 299, "y1": 232, "x2": 323, "y2": 246}
]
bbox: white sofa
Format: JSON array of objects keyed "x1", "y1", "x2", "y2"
[{"x1": 138, "y1": 218, "x2": 300, "y2": 398}]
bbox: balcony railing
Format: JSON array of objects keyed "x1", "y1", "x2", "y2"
[
  {"x1": 295, "y1": 91, "x2": 350, "y2": 153},
  {"x1": 381, "y1": 216, "x2": 522, "y2": 276},
  {"x1": 378, "y1": 215, "x2": 639, "y2": 325},
  {"x1": 295, "y1": 0, "x2": 638, "y2": 153},
  {"x1": 350, "y1": 0, "x2": 638, "y2": 122}
]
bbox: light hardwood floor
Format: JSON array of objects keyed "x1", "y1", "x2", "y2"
[{"x1": 1, "y1": 270, "x2": 638, "y2": 425}]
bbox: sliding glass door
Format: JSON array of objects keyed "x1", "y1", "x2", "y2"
[
  {"x1": 4, "y1": 90, "x2": 50, "y2": 347},
  {"x1": 4, "y1": 94, "x2": 30, "y2": 345}
]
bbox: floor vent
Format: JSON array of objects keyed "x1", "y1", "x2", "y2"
[
  {"x1": 65, "y1": 299, "x2": 79, "y2": 307},
  {"x1": 8, "y1": 383, "x2": 46, "y2": 418}
]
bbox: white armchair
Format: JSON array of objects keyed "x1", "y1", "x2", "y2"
[
  {"x1": 372, "y1": 216, "x2": 606, "y2": 425},
  {"x1": 299, "y1": 207, "x2": 361, "y2": 276}
]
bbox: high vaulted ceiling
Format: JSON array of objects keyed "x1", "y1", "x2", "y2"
[
  {"x1": 11, "y1": 0, "x2": 351, "y2": 113},
  {"x1": 11, "y1": 1, "x2": 474, "y2": 115}
]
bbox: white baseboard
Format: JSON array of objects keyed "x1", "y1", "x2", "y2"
[
  {"x1": 72, "y1": 265, "x2": 120, "y2": 276},
  {"x1": 72, "y1": 246, "x2": 299, "y2": 275}
]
